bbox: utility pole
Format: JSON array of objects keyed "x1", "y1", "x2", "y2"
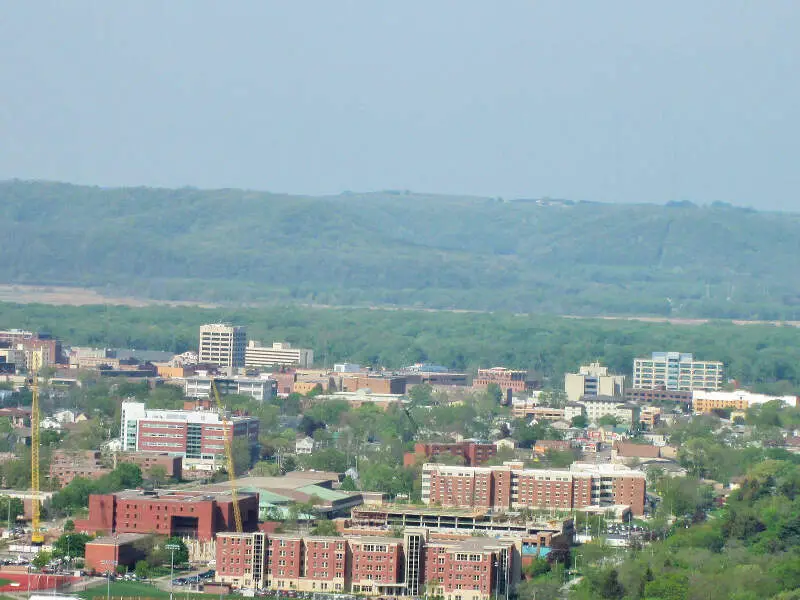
[
  {"x1": 166, "y1": 543, "x2": 180, "y2": 600},
  {"x1": 101, "y1": 559, "x2": 117, "y2": 600}
]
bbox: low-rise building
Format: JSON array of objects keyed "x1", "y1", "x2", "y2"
[
  {"x1": 79, "y1": 488, "x2": 259, "y2": 541},
  {"x1": 625, "y1": 388, "x2": 693, "y2": 405},
  {"x1": 403, "y1": 441, "x2": 498, "y2": 467},
  {"x1": 84, "y1": 533, "x2": 153, "y2": 573},
  {"x1": 691, "y1": 390, "x2": 799, "y2": 414},
  {"x1": 473, "y1": 367, "x2": 534, "y2": 394},
  {"x1": 577, "y1": 396, "x2": 639, "y2": 427},
  {"x1": 184, "y1": 375, "x2": 277, "y2": 402},
  {"x1": 49, "y1": 450, "x2": 111, "y2": 488},
  {"x1": 115, "y1": 451, "x2": 183, "y2": 479},
  {"x1": 295, "y1": 436, "x2": 316, "y2": 455},
  {"x1": 245, "y1": 341, "x2": 314, "y2": 369}
]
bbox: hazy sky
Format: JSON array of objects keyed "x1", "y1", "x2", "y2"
[{"x1": 1, "y1": 1, "x2": 798, "y2": 209}]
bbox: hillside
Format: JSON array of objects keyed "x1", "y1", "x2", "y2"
[{"x1": 2, "y1": 180, "x2": 800, "y2": 319}]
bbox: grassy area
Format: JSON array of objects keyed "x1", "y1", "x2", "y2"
[{"x1": 79, "y1": 580, "x2": 244, "y2": 600}]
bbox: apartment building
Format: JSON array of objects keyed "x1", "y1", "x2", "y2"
[
  {"x1": 49, "y1": 450, "x2": 111, "y2": 487},
  {"x1": 184, "y1": 375, "x2": 277, "y2": 402},
  {"x1": 403, "y1": 442, "x2": 498, "y2": 467},
  {"x1": 564, "y1": 363, "x2": 625, "y2": 402},
  {"x1": 576, "y1": 395, "x2": 640, "y2": 427},
  {"x1": 632, "y1": 352, "x2": 723, "y2": 391},
  {"x1": 625, "y1": 388, "x2": 693, "y2": 405},
  {"x1": 422, "y1": 461, "x2": 646, "y2": 515},
  {"x1": 115, "y1": 451, "x2": 183, "y2": 478},
  {"x1": 691, "y1": 390, "x2": 799, "y2": 414},
  {"x1": 215, "y1": 528, "x2": 516, "y2": 600},
  {"x1": 198, "y1": 324, "x2": 246, "y2": 369},
  {"x1": 473, "y1": 368, "x2": 533, "y2": 394},
  {"x1": 120, "y1": 401, "x2": 259, "y2": 461},
  {"x1": 245, "y1": 341, "x2": 314, "y2": 369}
]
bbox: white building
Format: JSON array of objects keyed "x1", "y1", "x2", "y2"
[
  {"x1": 198, "y1": 324, "x2": 246, "y2": 369},
  {"x1": 245, "y1": 341, "x2": 313, "y2": 369},
  {"x1": 633, "y1": 352, "x2": 723, "y2": 391},
  {"x1": 295, "y1": 436, "x2": 316, "y2": 454},
  {"x1": 333, "y1": 363, "x2": 362, "y2": 373},
  {"x1": 577, "y1": 396, "x2": 639, "y2": 427},
  {"x1": 564, "y1": 363, "x2": 625, "y2": 402},
  {"x1": 184, "y1": 375, "x2": 276, "y2": 402}
]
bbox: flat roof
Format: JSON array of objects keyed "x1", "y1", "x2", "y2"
[
  {"x1": 88, "y1": 533, "x2": 152, "y2": 546},
  {"x1": 112, "y1": 489, "x2": 256, "y2": 502}
]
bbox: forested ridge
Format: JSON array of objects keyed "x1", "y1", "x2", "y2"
[{"x1": 2, "y1": 180, "x2": 800, "y2": 319}]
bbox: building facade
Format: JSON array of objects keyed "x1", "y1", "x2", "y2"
[
  {"x1": 403, "y1": 442, "x2": 498, "y2": 467},
  {"x1": 49, "y1": 450, "x2": 111, "y2": 488},
  {"x1": 576, "y1": 395, "x2": 640, "y2": 427},
  {"x1": 215, "y1": 529, "x2": 517, "y2": 600},
  {"x1": 115, "y1": 451, "x2": 183, "y2": 478},
  {"x1": 245, "y1": 341, "x2": 314, "y2": 369},
  {"x1": 624, "y1": 388, "x2": 693, "y2": 405},
  {"x1": 198, "y1": 324, "x2": 246, "y2": 369},
  {"x1": 184, "y1": 375, "x2": 277, "y2": 402},
  {"x1": 564, "y1": 363, "x2": 625, "y2": 403},
  {"x1": 632, "y1": 352, "x2": 723, "y2": 391},
  {"x1": 691, "y1": 390, "x2": 799, "y2": 414},
  {"x1": 120, "y1": 401, "x2": 259, "y2": 461},
  {"x1": 422, "y1": 462, "x2": 646, "y2": 515},
  {"x1": 82, "y1": 489, "x2": 259, "y2": 541},
  {"x1": 472, "y1": 368, "x2": 532, "y2": 394}
]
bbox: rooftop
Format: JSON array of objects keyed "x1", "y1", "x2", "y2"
[
  {"x1": 88, "y1": 532, "x2": 152, "y2": 546},
  {"x1": 112, "y1": 488, "x2": 254, "y2": 503}
]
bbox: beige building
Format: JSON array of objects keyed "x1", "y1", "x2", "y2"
[
  {"x1": 198, "y1": 324, "x2": 246, "y2": 369},
  {"x1": 577, "y1": 396, "x2": 639, "y2": 427},
  {"x1": 565, "y1": 362, "x2": 625, "y2": 402},
  {"x1": 245, "y1": 341, "x2": 313, "y2": 369},
  {"x1": 633, "y1": 352, "x2": 723, "y2": 391}
]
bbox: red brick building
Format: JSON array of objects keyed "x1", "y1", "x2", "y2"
[
  {"x1": 473, "y1": 368, "x2": 533, "y2": 394},
  {"x1": 84, "y1": 533, "x2": 152, "y2": 573},
  {"x1": 81, "y1": 489, "x2": 259, "y2": 541},
  {"x1": 49, "y1": 450, "x2": 111, "y2": 488},
  {"x1": 403, "y1": 442, "x2": 497, "y2": 467},
  {"x1": 338, "y1": 375, "x2": 407, "y2": 395},
  {"x1": 215, "y1": 529, "x2": 516, "y2": 600},
  {"x1": 422, "y1": 462, "x2": 647, "y2": 515},
  {"x1": 120, "y1": 401, "x2": 259, "y2": 461},
  {"x1": 116, "y1": 451, "x2": 183, "y2": 478}
]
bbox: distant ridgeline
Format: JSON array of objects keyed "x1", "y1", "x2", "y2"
[{"x1": 2, "y1": 180, "x2": 800, "y2": 319}]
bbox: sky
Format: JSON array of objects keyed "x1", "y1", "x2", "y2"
[{"x1": 1, "y1": 1, "x2": 798, "y2": 210}]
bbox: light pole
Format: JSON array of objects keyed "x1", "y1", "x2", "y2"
[
  {"x1": 166, "y1": 543, "x2": 181, "y2": 600},
  {"x1": 101, "y1": 559, "x2": 117, "y2": 600}
]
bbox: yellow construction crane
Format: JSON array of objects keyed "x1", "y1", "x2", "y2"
[
  {"x1": 29, "y1": 350, "x2": 44, "y2": 545},
  {"x1": 210, "y1": 378, "x2": 243, "y2": 533}
]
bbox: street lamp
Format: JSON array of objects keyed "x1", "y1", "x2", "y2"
[
  {"x1": 166, "y1": 543, "x2": 181, "y2": 600},
  {"x1": 100, "y1": 560, "x2": 117, "y2": 600}
]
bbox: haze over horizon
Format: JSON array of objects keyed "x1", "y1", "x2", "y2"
[{"x1": 1, "y1": 1, "x2": 798, "y2": 210}]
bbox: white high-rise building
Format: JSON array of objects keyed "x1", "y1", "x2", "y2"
[
  {"x1": 633, "y1": 352, "x2": 723, "y2": 391},
  {"x1": 245, "y1": 341, "x2": 313, "y2": 368},
  {"x1": 198, "y1": 324, "x2": 246, "y2": 369}
]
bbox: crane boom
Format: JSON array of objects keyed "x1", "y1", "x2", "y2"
[
  {"x1": 30, "y1": 350, "x2": 44, "y2": 545},
  {"x1": 210, "y1": 378, "x2": 243, "y2": 533}
]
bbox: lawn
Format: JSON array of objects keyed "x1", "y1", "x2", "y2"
[{"x1": 79, "y1": 580, "x2": 244, "y2": 600}]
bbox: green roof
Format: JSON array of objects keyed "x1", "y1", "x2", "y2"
[
  {"x1": 240, "y1": 488, "x2": 293, "y2": 505},
  {"x1": 297, "y1": 484, "x2": 350, "y2": 501}
]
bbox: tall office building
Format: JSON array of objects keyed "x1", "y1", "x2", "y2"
[
  {"x1": 632, "y1": 352, "x2": 723, "y2": 391},
  {"x1": 564, "y1": 362, "x2": 625, "y2": 402},
  {"x1": 198, "y1": 324, "x2": 246, "y2": 368}
]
